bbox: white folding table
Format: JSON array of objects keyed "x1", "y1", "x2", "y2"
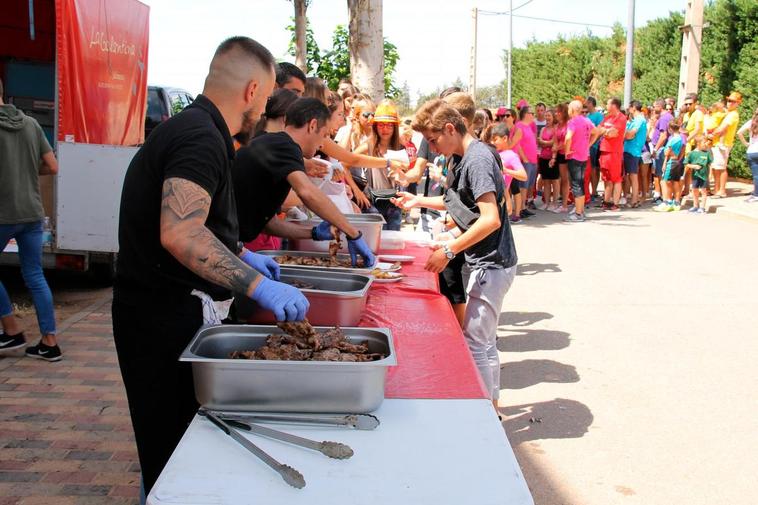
[{"x1": 148, "y1": 399, "x2": 534, "y2": 505}]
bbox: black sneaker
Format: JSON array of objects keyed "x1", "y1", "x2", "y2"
[
  {"x1": 25, "y1": 341, "x2": 62, "y2": 362},
  {"x1": 0, "y1": 332, "x2": 27, "y2": 353},
  {"x1": 520, "y1": 209, "x2": 535, "y2": 218}
]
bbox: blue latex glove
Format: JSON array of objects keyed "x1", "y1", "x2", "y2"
[
  {"x1": 240, "y1": 250, "x2": 280, "y2": 280},
  {"x1": 347, "y1": 232, "x2": 376, "y2": 268},
  {"x1": 311, "y1": 220, "x2": 335, "y2": 241},
  {"x1": 250, "y1": 277, "x2": 310, "y2": 321}
]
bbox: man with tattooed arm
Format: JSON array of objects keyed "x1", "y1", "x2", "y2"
[{"x1": 112, "y1": 37, "x2": 307, "y2": 495}]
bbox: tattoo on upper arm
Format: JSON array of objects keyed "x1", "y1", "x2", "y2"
[{"x1": 160, "y1": 178, "x2": 258, "y2": 295}]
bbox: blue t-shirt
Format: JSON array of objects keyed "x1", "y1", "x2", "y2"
[
  {"x1": 623, "y1": 115, "x2": 648, "y2": 156},
  {"x1": 588, "y1": 111, "x2": 604, "y2": 150},
  {"x1": 664, "y1": 134, "x2": 683, "y2": 170}
]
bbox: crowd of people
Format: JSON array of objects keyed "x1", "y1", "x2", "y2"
[{"x1": 2, "y1": 32, "x2": 758, "y2": 501}]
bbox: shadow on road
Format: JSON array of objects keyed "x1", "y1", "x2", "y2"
[
  {"x1": 501, "y1": 359, "x2": 579, "y2": 390},
  {"x1": 517, "y1": 263, "x2": 561, "y2": 276},
  {"x1": 498, "y1": 311, "x2": 553, "y2": 327},
  {"x1": 497, "y1": 329, "x2": 571, "y2": 352},
  {"x1": 502, "y1": 398, "x2": 594, "y2": 446}
]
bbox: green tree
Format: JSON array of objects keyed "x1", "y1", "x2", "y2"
[
  {"x1": 285, "y1": 22, "x2": 401, "y2": 99},
  {"x1": 286, "y1": 17, "x2": 321, "y2": 74}
]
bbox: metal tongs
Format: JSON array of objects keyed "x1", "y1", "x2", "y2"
[
  {"x1": 218, "y1": 412, "x2": 381, "y2": 431},
  {"x1": 199, "y1": 409, "x2": 306, "y2": 489}
]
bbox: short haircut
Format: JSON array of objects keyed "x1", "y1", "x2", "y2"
[
  {"x1": 586, "y1": 96, "x2": 597, "y2": 107},
  {"x1": 536, "y1": 102, "x2": 546, "y2": 109},
  {"x1": 685, "y1": 92, "x2": 699, "y2": 102},
  {"x1": 442, "y1": 92, "x2": 476, "y2": 123},
  {"x1": 609, "y1": 97, "x2": 622, "y2": 109},
  {"x1": 439, "y1": 86, "x2": 463, "y2": 99},
  {"x1": 490, "y1": 122, "x2": 511, "y2": 139},
  {"x1": 669, "y1": 120, "x2": 681, "y2": 131},
  {"x1": 412, "y1": 99, "x2": 467, "y2": 136},
  {"x1": 568, "y1": 100, "x2": 583, "y2": 115},
  {"x1": 276, "y1": 61, "x2": 306, "y2": 88},
  {"x1": 654, "y1": 99, "x2": 665, "y2": 107},
  {"x1": 285, "y1": 97, "x2": 331, "y2": 129},
  {"x1": 215, "y1": 36, "x2": 275, "y2": 71},
  {"x1": 629, "y1": 100, "x2": 642, "y2": 111}
]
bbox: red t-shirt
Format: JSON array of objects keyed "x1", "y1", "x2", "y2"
[{"x1": 599, "y1": 112, "x2": 627, "y2": 154}]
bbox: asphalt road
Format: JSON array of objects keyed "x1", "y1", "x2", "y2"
[{"x1": 499, "y1": 197, "x2": 758, "y2": 505}]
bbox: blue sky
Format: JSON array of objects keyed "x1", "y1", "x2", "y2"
[{"x1": 141, "y1": 0, "x2": 686, "y2": 102}]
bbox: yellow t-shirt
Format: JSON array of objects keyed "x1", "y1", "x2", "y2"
[
  {"x1": 685, "y1": 109, "x2": 705, "y2": 152},
  {"x1": 718, "y1": 110, "x2": 740, "y2": 148},
  {"x1": 705, "y1": 111, "x2": 725, "y2": 144}
]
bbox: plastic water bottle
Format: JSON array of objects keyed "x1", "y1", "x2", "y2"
[{"x1": 42, "y1": 217, "x2": 53, "y2": 246}]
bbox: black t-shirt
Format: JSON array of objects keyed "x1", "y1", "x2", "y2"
[
  {"x1": 232, "y1": 131, "x2": 305, "y2": 242},
  {"x1": 417, "y1": 138, "x2": 443, "y2": 217},
  {"x1": 448, "y1": 140, "x2": 518, "y2": 270},
  {"x1": 115, "y1": 94, "x2": 239, "y2": 302}
]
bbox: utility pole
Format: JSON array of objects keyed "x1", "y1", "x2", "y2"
[
  {"x1": 470, "y1": 7, "x2": 478, "y2": 98},
  {"x1": 507, "y1": 0, "x2": 513, "y2": 107},
  {"x1": 623, "y1": 0, "x2": 635, "y2": 107},
  {"x1": 677, "y1": 0, "x2": 704, "y2": 107}
]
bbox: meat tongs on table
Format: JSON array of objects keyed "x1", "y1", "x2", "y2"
[
  {"x1": 219, "y1": 416, "x2": 354, "y2": 460},
  {"x1": 218, "y1": 412, "x2": 380, "y2": 431},
  {"x1": 199, "y1": 409, "x2": 306, "y2": 489}
]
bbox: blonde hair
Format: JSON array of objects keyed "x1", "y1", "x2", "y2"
[
  {"x1": 442, "y1": 92, "x2": 476, "y2": 124},
  {"x1": 411, "y1": 99, "x2": 467, "y2": 136}
]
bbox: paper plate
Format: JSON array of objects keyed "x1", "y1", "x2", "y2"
[{"x1": 377, "y1": 254, "x2": 415, "y2": 263}]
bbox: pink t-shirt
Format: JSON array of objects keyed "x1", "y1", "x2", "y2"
[
  {"x1": 499, "y1": 149, "x2": 524, "y2": 188},
  {"x1": 555, "y1": 124, "x2": 567, "y2": 154},
  {"x1": 566, "y1": 115, "x2": 595, "y2": 162},
  {"x1": 538, "y1": 126, "x2": 555, "y2": 159},
  {"x1": 513, "y1": 121, "x2": 538, "y2": 164}
]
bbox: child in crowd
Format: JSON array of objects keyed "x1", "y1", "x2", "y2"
[
  {"x1": 489, "y1": 123, "x2": 528, "y2": 218},
  {"x1": 655, "y1": 121, "x2": 685, "y2": 212},
  {"x1": 684, "y1": 135, "x2": 713, "y2": 214}
]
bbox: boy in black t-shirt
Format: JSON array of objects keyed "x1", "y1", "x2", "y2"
[{"x1": 393, "y1": 99, "x2": 517, "y2": 414}]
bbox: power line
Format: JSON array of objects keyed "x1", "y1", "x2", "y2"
[
  {"x1": 479, "y1": 0, "x2": 535, "y2": 16},
  {"x1": 479, "y1": 9, "x2": 615, "y2": 29}
]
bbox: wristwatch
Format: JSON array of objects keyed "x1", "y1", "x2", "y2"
[{"x1": 442, "y1": 243, "x2": 455, "y2": 260}]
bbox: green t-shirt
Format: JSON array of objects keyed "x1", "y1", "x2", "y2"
[
  {"x1": 685, "y1": 149, "x2": 712, "y2": 181},
  {"x1": 0, "y1": 104, "x2": 52, "y2": 224}
]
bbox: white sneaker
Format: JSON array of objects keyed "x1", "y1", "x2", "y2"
[
  {"x1": 535, "y1": 199, "x2": 547, "y2": 210},
  {"x1": 619, "y1": 196, "x2": 627, "y2": 206},
  {"x1": 746, "y1": 195, "x2": 758, "y2": 203}
]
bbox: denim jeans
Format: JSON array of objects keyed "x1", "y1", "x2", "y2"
[
  {"x1": 0, "y1": 221, "x2": 56, "y2": 335},
  {"x1": 365, "y1": 199, "x2": 402, "y2": 231},
  {"x1": 748, "y1": 152, "x2": 758, "y2": 197}
]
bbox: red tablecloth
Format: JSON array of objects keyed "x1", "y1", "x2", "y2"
[{"x1": 363, "y1": 245, "x2": 488, "y2": 400}]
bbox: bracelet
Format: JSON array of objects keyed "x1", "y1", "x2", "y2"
[{"x1": 347, "y1": 230, "x2": 362, "y2": 241}]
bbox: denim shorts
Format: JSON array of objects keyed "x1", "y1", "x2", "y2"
[
  {"x1": 567, "y1": 159, "x2": 587, "y2": 197},
  {"x1": 518, "y1": 162, "x2": 538, "y2": 189},
  {"x1": 692, "y1": 177, "x2": 708, "y2": 189}
]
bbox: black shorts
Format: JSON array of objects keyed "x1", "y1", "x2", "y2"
[
  {"x1": 439, "y1": 254, "x2": 466, "y2": 305},
  {"x1": 555, "y1": 153, "x2": 567, "y2": 165},
  {"x1": 539, "y1": 157, "x2": 559, "y2": 180},
  {"x1": 509, "y1": 177, "x2": 520, "y2": 195}
]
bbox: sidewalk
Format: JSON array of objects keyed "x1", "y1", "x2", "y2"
[
  {"x1": 706, "y1": 180, "x2": 758, "y2": 221},
  {"x1": 0, "y1": 294, "x2": 140, "y2": 505}
]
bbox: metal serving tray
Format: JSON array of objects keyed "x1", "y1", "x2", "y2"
[
  {"x1": 287, "y1": 214, "x2": 385, "y2": 253},
  {"x1": 237, "y1": 267, "x2": 373, "y2": 326},
  {"x1": 180, "y1": 325, "x2": 396, "y2": 413},
  {"x1": 257, "y1": 250, "x2": 372, "y2": 274}
]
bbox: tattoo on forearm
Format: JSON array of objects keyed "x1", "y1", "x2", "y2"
[{"x1": 161, "y1": 178, "x2": 259, "y2": 294}]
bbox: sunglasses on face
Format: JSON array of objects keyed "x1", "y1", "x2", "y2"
[
  {"x1": 362, "y1": 112, "x2": 375, "y2": 118},
  {"x1": 726, "y1": 99, "x2": 737, "y2": 103},
  {"x1": 684, "y1": 102, "x2": 694, "y2": 106}
]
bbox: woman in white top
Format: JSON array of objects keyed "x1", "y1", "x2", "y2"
[{"x1": 737, "y1": 106, "x2": 758, "y2": 202}]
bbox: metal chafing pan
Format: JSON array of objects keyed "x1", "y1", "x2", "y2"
[
  {"x1": 236, "y1": 267, "x2": 372, "y2": 327},
  {"x1": 257, "y1": 250, "x2": 371, "y2": 273},
  {"x1": 287, "y1": 214, "x2": 385, "y2": 253},
  {"x1": 180, "y1": 325, "x2": 396, "y2": 413}
]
